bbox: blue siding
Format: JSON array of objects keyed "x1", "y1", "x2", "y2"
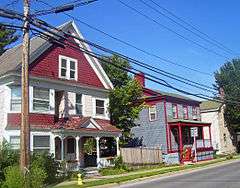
[{"x1": 132, "y1": 102, "x2": 168, "y2": 153}]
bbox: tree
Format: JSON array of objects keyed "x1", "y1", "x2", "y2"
[
  {"x1": 0, "y1": 24, "x2": 19, "y2": 55},
  {"x1": 101, "y1": 55, "x2": 144, "y2": 144},
  {"x1": 109, "y1": 80, "x2": 144, "y2": 144},
  {"x1": 101, "y1": 55, "x2": 131, "y2": 87},
  {"x1": 214, "y1": 59, "x2": 240, "y2": 132}
]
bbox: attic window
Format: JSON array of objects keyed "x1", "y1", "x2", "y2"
[{"x1": 59, "y1": 55, "x2": 77, "y2": 80}]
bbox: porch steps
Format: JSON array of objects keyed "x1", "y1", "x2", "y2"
[{"x1": 82, "y1": 167, "x2": 100, "y2": 178}]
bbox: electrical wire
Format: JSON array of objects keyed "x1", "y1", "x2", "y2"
[{"x1": 34, "y1": 0, "x2": 213, "y2": 76}]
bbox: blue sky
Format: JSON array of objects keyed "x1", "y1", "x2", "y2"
[{"x1": 1, "y1": 0, "x2": 239, "y2": 100}]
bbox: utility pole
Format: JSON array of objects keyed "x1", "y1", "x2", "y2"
[{"x1": 20, "y1": 0, "x2": 30, "y2": 173}]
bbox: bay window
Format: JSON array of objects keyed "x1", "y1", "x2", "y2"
[
  {"x1": 149, "y1": 105, "x2": 157, "y2": 121},
  {"x1": 33, "y1": 87, "x2": 50, "y2": 111},
  {"x1": 59, "y1": 55, "x2": 77, "y2": 80}
]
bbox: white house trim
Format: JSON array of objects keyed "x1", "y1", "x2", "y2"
[{"x1": 71, "y1": 21, "x2": 113, "y2": 90}]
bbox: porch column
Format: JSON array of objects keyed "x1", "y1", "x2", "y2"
[
  {"x1": 61, "y1": 137, "x2": 64, "y2": 161},
  {"x1": 202, "y1": 127, "x2": 205, "y2": 148},
  {"x1": 50, "y1": 135, "x2": 56, "y2": 157},
  {"x1": 96, "y1": 137, "x2": 100, "y2": 168},
  {"x1": 209, "y1": 125, "x2": 212, "y2": 147},
  {"x1": 116, "y1": 137, "x2": 120, "y2": 156},
  {"x1": 75, "y1": 136, "x2": 80, "y2": 166},
  {"x1": 178, "y1": 124, "x2": 183, "y2": 162}
]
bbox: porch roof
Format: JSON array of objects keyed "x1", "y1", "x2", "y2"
[
  {"x1": 168, "y1": 119, "x2": 211, "y2": 126},
  {"x1": 6, "y1": 116, "x2": 121, "y2": 134}
]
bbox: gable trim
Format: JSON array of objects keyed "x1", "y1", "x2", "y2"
[{"x1": 71, "y1": 22, "x2": 113, "y2": 90}]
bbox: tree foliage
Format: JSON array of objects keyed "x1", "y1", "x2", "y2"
[
  {"x1": 215, "y1": 59, "x2": 240, "y2": 132},
  {"x1": 101, "y1": 55, "x2": 144, "y2": 144},
  {"x1": 109, "y1": 80, "x2": 144, "y2": 144},
  {"x1": 0, "y1": 24, "x2": 19, "y2": 55},
  {"x1": 101, "y1": 55, "x2": 131, "y2": 87}
]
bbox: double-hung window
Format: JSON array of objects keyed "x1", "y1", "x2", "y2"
[
  {"x1": 11, "y1": 86, "x2": 21, "y2": 111},
  {"x1": 33, "y1": 87, "x2": 50, "y2": 111},
  {"x1": 59, "y1": 56, "x2": 77, "y2": 80},
  {"x1": 183, "y1": 105, "x2": 188, "y2": 119},
  {"x1": 192, "y1": 106, "x2": 198, "y2": 120},
  {"x1": 149, "y1": 106, "x2": 157, "y2": 121},
  {"x1": 76, "y1": 94, "x2": 83, "y2": 115},
  {"x1": 10, "y1": 136, "x2": 20, "y2": 150},
  {"x1": 96, "y1": 99, "x2": 105, "y2": 116},
  {"x1": 33, "y1": 135, "x2": 50, "y2": 153},
  {"x1": 172, "y1": 104, "x2": 178, "y2": 119}
]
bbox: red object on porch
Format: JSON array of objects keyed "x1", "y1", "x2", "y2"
[{"x1": 168, "y1": 120, "x2": 212, "y2": 163}]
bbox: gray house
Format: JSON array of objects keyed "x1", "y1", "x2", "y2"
[{"x1": 132, "y1": 73, "x2": 214, "y2": 163}]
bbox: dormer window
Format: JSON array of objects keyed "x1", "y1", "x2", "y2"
[{"x1": 59, "y1": 55, "x2": 77, "y2": 80}]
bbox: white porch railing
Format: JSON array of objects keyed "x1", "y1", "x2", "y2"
[{"x1": 196, "y1": 139, "x2": 212, "y2": 148}]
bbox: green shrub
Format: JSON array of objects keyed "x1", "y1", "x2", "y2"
[
  {"x1": 0, "y1": 142, "x2": 19, "y2": 183},
  {"x1": 31, "y1": 153, "x2": 61, "y2": 184},
  {"x1": 226, "y1": 154, "x2": 234, "y2": 160},
  {"x1": 2, "y1": 165, "x2": 24, "y2": 188},
  {"x1": 29, "y1": 161, "x2": 47, "y2": 188},
  {"x1": 114, "y1": 156, "x2": 128, "y2": 170}
]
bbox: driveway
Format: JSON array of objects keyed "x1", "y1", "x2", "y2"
[{"x1": 117, "y1": 160, "x2": 240, "y2": 188}]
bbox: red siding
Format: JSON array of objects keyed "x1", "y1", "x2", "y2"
[
  {"x1": 29, "y1": 39, "x2": 105, "y2": 88},
  {"x1": 8, "y1": 113, "x2": 55, "y2": 127}
]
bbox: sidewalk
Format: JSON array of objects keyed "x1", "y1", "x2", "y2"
[{"x1": 53, "y1": 156, "x2": 240, "y2": 188}]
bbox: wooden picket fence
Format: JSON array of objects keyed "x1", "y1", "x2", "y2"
[{"x1": 120, "y1": 147, "x2": 163, "y2": 165}]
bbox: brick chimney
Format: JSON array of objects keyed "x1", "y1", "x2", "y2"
[{"x1": 134, "y1": 72, "x2": 145, "y2": 87}]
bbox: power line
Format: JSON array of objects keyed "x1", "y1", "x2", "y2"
[
  {"x1": 34, "y1": 0, "x2": 213, "y2": 76},
  {"x1": 1, "y1": 22, "x2": 239, "y2": 104},
  {"x1": 138, "y1": 0, "x2": 236, "y2": 56},
  {"x1": 26, "y1": 16, "x2": 218, "y2": 93},
  {"x1": 1, "y1": 21, "x2": 216, "y2": 95},
  {"x1": 148, "y1": 0, "x2": 238, "y2": 56},
  {"x1": 33, "y1": 0, "x2": 98, "y2": 16},
  {"x1": 117, "y1": 0, "x2": 230, "y2": 60},
  {"x1": 29, "y1": 26, "x2": 240, "y2": 105},
  {"x1": 0, "y1": 7, "x2": 217, "y2": 93}
]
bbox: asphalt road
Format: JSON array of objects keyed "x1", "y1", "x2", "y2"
[{"x1": 117, "y1": 160, "x2": 240, "y2": 188}]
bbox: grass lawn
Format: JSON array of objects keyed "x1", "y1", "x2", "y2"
[{"x1": 53, "y1": 156, "x2": 239, "y2": 188}]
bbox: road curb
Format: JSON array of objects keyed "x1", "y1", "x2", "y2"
[{"x1": 94, "y1": 158, "x2": 240, "y2": 188}]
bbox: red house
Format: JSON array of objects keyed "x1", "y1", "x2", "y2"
[{"x1": 0, "y1": 21, "x2": 121, "y2": 169}]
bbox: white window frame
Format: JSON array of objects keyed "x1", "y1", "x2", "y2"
[
  {"x1": 32, "y1": 135, "x2": 50, "y2": 152},
  {"x1": 10, "y1": 86, "x2": 21, "y2": 112},
  {"x1": 75, "y1": 93, "x2": 83, "y2": 115},
  {"x1": 149, "y1": 105, "x2": 157, "y2": 121},
  {"x1": 172, "y1": 104, "x2": 178, "y2": 119},
  {"x1": 192, "y1": 106, "x2": 198, "y2": 120},
  {"x1": 93, "y1": 97, "x2": 108, "y2": 119},
  {"x1": 59, "y1": 55, "x2": 78, "y2": 80},
  {"x1": 9, "y1": 136, "x2": 20, "y2": 150},
  {"x1": 32, "y1": 87, "x2": 50, "y2": 112}
]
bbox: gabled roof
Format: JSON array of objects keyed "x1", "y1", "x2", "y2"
[
  {"x1": 200, "y1": 100, "x2": 222, "y2": 111},
  {"x1": 0, "y1": 21, "x2": 113, "y2": 89},
  {"x1": 144, "y1": 88, "x2": 200, "y2": 104}
]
